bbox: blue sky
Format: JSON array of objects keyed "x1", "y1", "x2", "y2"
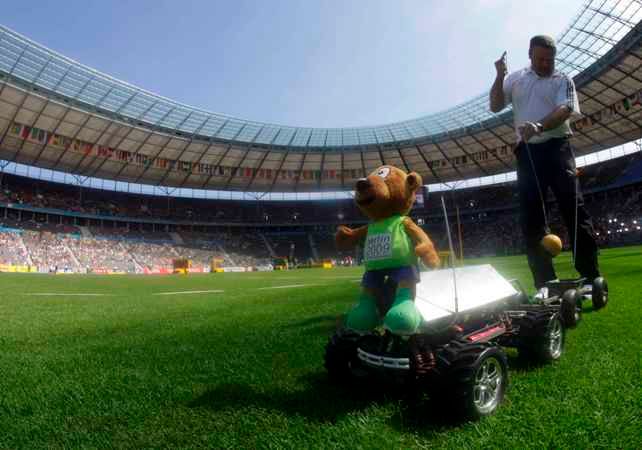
[{"x1": 4, "y1": 0, "x2": 583, "y2": 128}]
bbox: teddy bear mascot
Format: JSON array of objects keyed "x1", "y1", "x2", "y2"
[{"x1": 336, "y1": 165, "x2": 440, "y2": 336}]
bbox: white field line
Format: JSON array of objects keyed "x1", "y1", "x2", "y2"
[
  {"x1": 256, "y1": 284, "x2": 318, "y2": 290},
  {"x1": 318, "y1": 275, "x2": 362, "y2": 278},
  {"x1": 24, "y1": 293, "x2": 114, "y2": 296},
  {"x1": 153, "y1": 290, "x2": 225, "y2": 296},
  {"x1": 250, "y1": 276, "x2": 301, "y2": 280}
]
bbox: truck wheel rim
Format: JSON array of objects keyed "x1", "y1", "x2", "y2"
[
  {"x1": 473, "y1": 357, "x2": 503, "y2": 414},
  {"x1": 548, "y1": 319, "x2": 563, "y2": 358}
]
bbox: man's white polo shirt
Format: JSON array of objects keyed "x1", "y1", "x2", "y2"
[{"x1": 503, "y1": 67, "x2": 581, "y2": 144}]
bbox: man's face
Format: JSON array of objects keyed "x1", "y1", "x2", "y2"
[{"x1": 529, "y1": 45, "x2": 555, "y2": 77}]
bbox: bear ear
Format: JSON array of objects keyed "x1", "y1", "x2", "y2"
[{"x1": 406, "y1": 172, "x2": 422, "y2": 192}]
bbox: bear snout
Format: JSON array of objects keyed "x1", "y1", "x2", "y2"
[{"x1": 355, "y1": 178, "x2": 371, "y2": 192}]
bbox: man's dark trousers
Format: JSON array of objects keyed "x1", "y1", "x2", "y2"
[{"x1": 516, "y1": 138, "x2": 600, "y2": 288}]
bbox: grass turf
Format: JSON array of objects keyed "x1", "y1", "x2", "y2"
[{"x1": 0, "y1": 245, "x2": 640, "y2": 448}]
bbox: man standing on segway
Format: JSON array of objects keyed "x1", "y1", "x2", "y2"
[{"x1": 489, "y1": 35, "x2": 601, "y2": 299}]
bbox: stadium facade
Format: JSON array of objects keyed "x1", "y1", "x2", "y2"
[{"x1": 0, "y1": 0, "x2": 641, "y2": 194}]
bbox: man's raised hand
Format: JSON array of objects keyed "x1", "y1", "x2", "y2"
[{"x1": 495, "y1": 51, "x2": 507, "y2": 78}]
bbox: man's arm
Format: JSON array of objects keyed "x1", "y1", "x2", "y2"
[
  {"x1": 520, "y1": 75, "x2": 578, "y2": 142},
  {"x1": 490, "y1": 51, "x2": 508, "y2": 113},
  {"x1": 519, "y1": 105, "x2": 572, "y2": 142},
  {"x1": 539, "y1": 105, "x2": 572, "y2": 131}
]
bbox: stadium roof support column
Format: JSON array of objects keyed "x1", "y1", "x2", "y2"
[
  {"x1": 0, "y1": 84, "x2": 29, "y2": 161},
  {"x1": 466, "y1": 131, "x2": 512, "y2": 170},
  {"x1": 450, "y1": 136, "x2": 491, "y2": 176},
  {"x1": 376, "y1": 145, "x2": 387, "y2": 168},
  {"x1": 395, "y1": 125, "x2": 417, "y2": 173},
  {"x1": 83, "y1": 95, "x2": 157, "y2": 177},
  {"x1": 262, "y1": 130, "x2": 299, "y2": 192},
  {"x1": 413, "y1": 119, "x2": 464, "y2": 179},
  {"x1": 202, "y1": 123, "x2": 248, "y2": 189},
  {"x1": 0, "y1": 159, "x2": 10, "y2": 186},
  {"x1": 109, "y1": 102, "x2": 177, "y2": 180},
  {"x1": 28, "y1": 63, "x2": 93, "y2": 165},
  {"x1": 173, "y1": 117, "x2": 232, "y2": 187},
  {"x1": 293, "y1": 151, "x2": 309, "y2": 192},
  {"x1": 199, "y1": 142, "x2": 235, "y2": 189},
  {"x1": 574, "y1": 87, "x2": 640, "y2": 143},
  {"x1": 340, "y1": 151, "x2": 345, "y2": 190},
  {"x1": 359, "y1": 150, "x2": 367, "y2": 178},
  {"x1": 72, "y1": 174, "x2": 90, "y2": 204},
  {"x1": 588, "y1": 76, "x2": 642, "y2": 133},
  {"x1": 223, "y1": 138, "x2": 253, "y2": 190},
  {"x1": 431, "y1": 138, "x2": 465, "y2": 179},
  {"x1": 434, "y1": 114, "x2": 491, "y2": 176},
  {"x1": 160, "y1": 186, "x2": 177, "y2": 216},
  {"x1": 0, "y1": 82, "x2": 11, "y2": 139},
  {"x1": 226, "y1": 144, "x2": 252, "y2": 191},
  {"x1": 395, "y1": 146, "x2": 411, "y2": 173},
  {"x1": 0, "y1": 35, "x2": 42, "y2": 164},
  {"x1": 457, "y1": 110, "x2": 514, "y2": 170},
  {"x1": 291, "y1": 132, "x2": 316, "y2": 191},
  {"x1": 414, "y1": 144, "x2": 442, "y2": 182},
  {"x1": 570, "y1": 27, "x2": 618, "y2": 46},
  {"x1": 267, "y1": 150, "x2": 290, "y2": 194},
  {"x1": 317, "y1": 151, "x2": 326, "y2": 191},
  {"x1": 587, "y1": 7, "x2": 638, "y2": 28},
  {"x1": 166, "y1": 114, "x2": 240, "y2": 187},
  {"x1": 76, "y1": 120, "x2": 128, "y2": 176},
  {"x1": 139, "y1": 111, "x2": 198, "y2": 185},
  {"x1": 69, "y1": 89, "x2": 142, "y2": 174},
  {"x1": 243, "y1": 149, "x2": 271, "y2": 191},
  {"x1": 142, "y1": 112, "x2": 192, "y2": 181}
]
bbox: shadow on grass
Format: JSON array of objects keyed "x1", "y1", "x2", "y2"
[
  {"x1": 505, "y1": 353, "x2": 556, "y2": 374},
  {"x1": 280, "y1": 314, "x2": 361, "y2": 338},
  {"x1": 598, "y1": 250, "x2": 641, "y2": 260},
  {"x1": 189, "y1": 372, "x2": 462, "y2": 432},
  {"x1": 282, "y1": 315, "x2": 340, "y2": 335},
  {"x1": 189, "y1": 372, "x2": 383, "y2": 423}
]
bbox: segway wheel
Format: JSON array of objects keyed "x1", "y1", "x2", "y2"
[
  {"x1": 592, "y1": 277, "x2": 608, "y2": 310},
  {"x1": 561, "y1": 289, "x2": 581, "y2": 328}
]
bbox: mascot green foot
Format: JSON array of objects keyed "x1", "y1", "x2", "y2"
[
  {"x1": 383, "y1": 287, "x2": 421, "y2": 335},
  {"x1": 345, "y1": 291, "x2": 381, "y2": 332}
]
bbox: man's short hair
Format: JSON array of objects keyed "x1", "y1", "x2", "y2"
[{"x1": 530, "y1": 35, "x2": 557, "y2": 54}]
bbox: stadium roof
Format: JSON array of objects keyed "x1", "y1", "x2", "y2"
[{"x1": 0, "y1": 0, "x2": 641, "y2": 192}]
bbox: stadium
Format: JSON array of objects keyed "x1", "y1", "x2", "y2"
[{"x1": 0, "y1": 0, "x2": 641, "y2": 447}]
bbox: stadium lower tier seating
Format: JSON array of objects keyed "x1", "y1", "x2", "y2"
[{"x1": 0, "y1": 176, "x2": 639, "y2": 273}]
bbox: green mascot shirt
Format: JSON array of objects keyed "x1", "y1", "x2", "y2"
[{"x1": 363, "y1": 214, "x2": 416, "y2": 271}]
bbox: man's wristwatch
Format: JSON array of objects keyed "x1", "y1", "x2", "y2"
[{"x1": 535, "y1": 122, "x2": 544, "y2": 134}]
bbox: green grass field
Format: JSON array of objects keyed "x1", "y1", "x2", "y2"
[{"x1": 1, "y1": 246, "x2": 641, "y2": 449}]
